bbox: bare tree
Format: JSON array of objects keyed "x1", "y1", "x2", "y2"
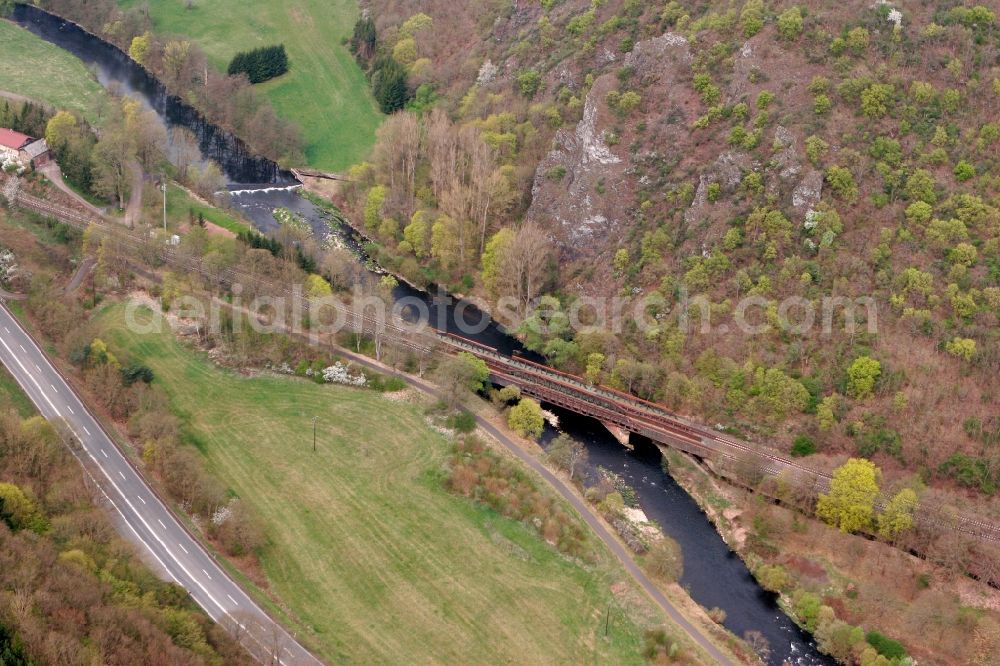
[
  {"x1": 427, "y1": 108, "x2": 457, "y2": 203},
  {"x1": 93, "y1": 125, "x2": 134, "y2": 209},
  {"x1": 743, "y1": 630, "x2": 772, "y2": 664},
  {"x1": 170, "y1": 127, "x2": 201, "y2": 175},
  {"x1": 373, "y1": 112, "x2": 420, "y2": 215},
  {"x1": 494, "y1": 222, "x2": 550, "y2": 318},
  {"x1": 127, "y1": 106, "x2": 167, "y2": 172}
]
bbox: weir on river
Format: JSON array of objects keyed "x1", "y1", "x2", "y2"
[{"x1": 10, "y1": 6, "x2": 832, "y2": 663}]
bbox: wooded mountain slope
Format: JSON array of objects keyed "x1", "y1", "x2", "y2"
[{"x1": 343, "y1": 0, "x2": 999, "y2": 509}]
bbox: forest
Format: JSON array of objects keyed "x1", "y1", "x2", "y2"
[
  {"x1": 0, "y1": 389, "x2": 252, "y2": 664},
  {"x1": 339, "y1": 0, "x2": 999, "y2": 500}
]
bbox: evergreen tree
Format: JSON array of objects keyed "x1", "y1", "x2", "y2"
[
  {"x1": 227, "y1": 45, "x2": 289, "y2": 84},
  {"x1": 371, "y1": 57, "x2": 409, "y2": 114},
  {"x1": 350, "y1": 16, "x2": 377, "y2": 60}
]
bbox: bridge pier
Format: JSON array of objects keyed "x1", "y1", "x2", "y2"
[{"x1": 601, "y1": 421, "x2": 632, "y2": 449}]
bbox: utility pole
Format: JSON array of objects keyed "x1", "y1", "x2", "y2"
[{"x1": 312, "y1": 416, "x2": 318, "y2": 453}]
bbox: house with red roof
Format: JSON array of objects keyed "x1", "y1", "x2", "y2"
[{"x1": 0, "y1": 128, "x2": 50, "y2": 169}]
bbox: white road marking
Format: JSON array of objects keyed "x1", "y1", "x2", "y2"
[
  {"x1": 179, "y1": 543, "x2": 189, "y2": 554},
  {"x1": 67, "y1": 405, "x2": 74, "y2": 414},
  {"x1": 101, "y1": 449, "x2": 108, "y2": 458},
  {"x1": 0, "y1": 311, "x2": 315, "y2": 666},
  {"x1": 18, "y1": 344, "x2": 25, "y2": 352},
  {"x1": 158, "y1": 519, "x2": 166, "y2": 529},
  {"x1": 3, "y1": 326, "x2": 8, "y2": 333},
  {"x1": 51, "y1": 384, "x2": 58, "y2": 393},
  {"x1": 35, "y1": 364, "x2": 41, "y2": 372},
  {"x1": 137, "y1": 495, "x2": 146, "y2": 505},
  {"x1": 227, "y1": 594, "x2": 238, "y2": 605},
  {"x1": 202, "y1": 569, "x2": 213, "y2": 580},
  {"x1": 119, "y1": 470, "x2": 126, "y2": 479}
]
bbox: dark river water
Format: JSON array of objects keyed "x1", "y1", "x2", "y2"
[{"x1": 12, "y1": 6, "x2": 831, "y2": 663}]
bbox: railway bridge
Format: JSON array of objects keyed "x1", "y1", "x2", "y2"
[
  {"x1": 5, "y1": 177, "x2": 1000, "y2": 546},
  {"x1": 439, "y1": 332, "x2": 1000, "y2": 545}
]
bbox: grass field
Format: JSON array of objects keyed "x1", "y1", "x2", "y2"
[
  {"x1": 0, "y1": 20, "x2": 107, "y2": 121},
  {"x1": 118, "y1": 0, "x2": 382, "y2": 171},
  {"x1": 96, "y1": 303, "x2": 671, "y2": 664},
  {"x1": 163, "y1": 184, "x2": 250, "y2": 235},
  {"x1": 0, "y1": 365, "x2": 35, "y2": 418}
]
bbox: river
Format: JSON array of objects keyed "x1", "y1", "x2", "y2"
[{"x1": 11, "y1": 6, "x2": 830, "y2": 663}]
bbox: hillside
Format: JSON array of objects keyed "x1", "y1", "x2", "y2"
[{"x1": 341, "y1": 0, "x2": 999, "y2": 500}]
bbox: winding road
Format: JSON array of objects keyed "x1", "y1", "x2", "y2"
[{"x1": 0, "y1": 302, "x2": 323, "y2": 666}]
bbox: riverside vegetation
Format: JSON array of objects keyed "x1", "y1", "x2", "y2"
[
  {"x1": 323, "y1": 1, "x2": 999, "y2": 662},
  {"x1": 0, "y1": 197, "x2": 732, "y2": 663}
]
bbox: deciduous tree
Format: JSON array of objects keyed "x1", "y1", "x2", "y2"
[
  {"x1": 817, "y1": 458, "x2": 881, "y2": 533},
  {"x1": 508, "y1": 398, "x2": 544, "y2": 439}
]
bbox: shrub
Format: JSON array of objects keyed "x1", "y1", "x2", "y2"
[
  {"x1": 756, "y1": 563, "x2": 790, "y2": 593},
  {"x1": 904, "y1": 200, "x2": 933, "y2": 225},
  {"x1": 905, "y1": 169, "x2": 937, "y2": 204},
  {"x1": 813, "y1": 94, "x2": 832, "y2": 115},
  {"x1": 121, "y1": 364, "x2": 154, "y2": 386},
  {"x1": 846, "y1": 356, "x2": 881, "y2": 400},
  {"x1": 706, "y1": 182, "x2": 722, "y2": 202},
  {"x1": 693, "y1": 74, "x2": 721, "y2": 106},
  {"x1": 646, "y1": 536, "x2": 683, "y2": 582},
  {"x1": 566, "y1": 9, "x2": 596, "y2": 36},
  {"x1": 945, "y1": 337, "x2": 976, "y2": 361},
  {"x1": 446, "y1": 411, "x2": 477, "y2": 433},
  {"x1": 740, "y1": 0, "x2": 765, "y2": 37},
  {"x1": 508, "y1": 398, "x2": 545, "y2": 439},
  {"x1": 940, "y1": 88, "x2": 961, "y2": 113},
  {"x1": 938, "y1": 453, "x2": 997, "y2": 494},
  {"x1": 846, "y1": 27, "x2": 870, "y2": 54},
  {"x1": 866, "y1": 632, "x2": 907, "y2": 659},
  {"x1": 826, "y1": 166, "x2": 858, "y2": 203},
  {"x1": 516, "y1": 69, "x2": 542, "y2": 98},
  {"x1": 617, "y1": 91, "x2": 642, "y2": 114},
  {"x1": 909, "y1": 80, "x2": 936, "y2": 105},
  {"x1": 805, "y1": 135, "x2": 829, "y2": 165},
  {"x1": 791, "y1": 435, "x2": 817, "y2": 457},
  {"x1": 954, "y1": 160, "x2": 976, "y2": 181},
  {"x1": 742, "y1": 171, "x2": 764, "y2": 196},
  {"x1": 545, "y1": 165, "x2": 567, "y2": 181},
  {"x1": 777, "y1": 7, "x2": 803, "y2": 40},
  {"x1": 861, "y1": 83, "x2": 893, "y2": 119},
  {"x1": 227, "y1": 45, "x2": 289, "y2": 84}
]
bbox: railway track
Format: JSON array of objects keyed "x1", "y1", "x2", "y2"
[
  {"x1": 439, "y1": 332, "x2": 1000, "y2": 544},
  {"x1": 7, "y1": 183, "x2": 1000, "y2": 544}
]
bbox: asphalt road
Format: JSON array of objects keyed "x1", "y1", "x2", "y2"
[{"x1": 0, "y1": 302, "x2": 322, "y2": 666}]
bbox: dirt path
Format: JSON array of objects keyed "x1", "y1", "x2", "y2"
[
  {"x1": 222, "y1": 313, "x2": 736, "y2": 665},
  {"x1": 65, "y1": 257, "x2": 96, "y2": 295},
  {"x1": 124, "y1": 160, "x2": 144, "y2": 227},
  {"x1": 0, "y1": 89, "x2": 46, "y2": 107},
  {"x1": 37, "y1": 163, "x2": 106, "y2": 218},
  {"x1": 0, "y1": 287, "x2": 26, "y2": 301},
  {"x1": 0, "y1": 256, "x2": 95, "y2": 302}
]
